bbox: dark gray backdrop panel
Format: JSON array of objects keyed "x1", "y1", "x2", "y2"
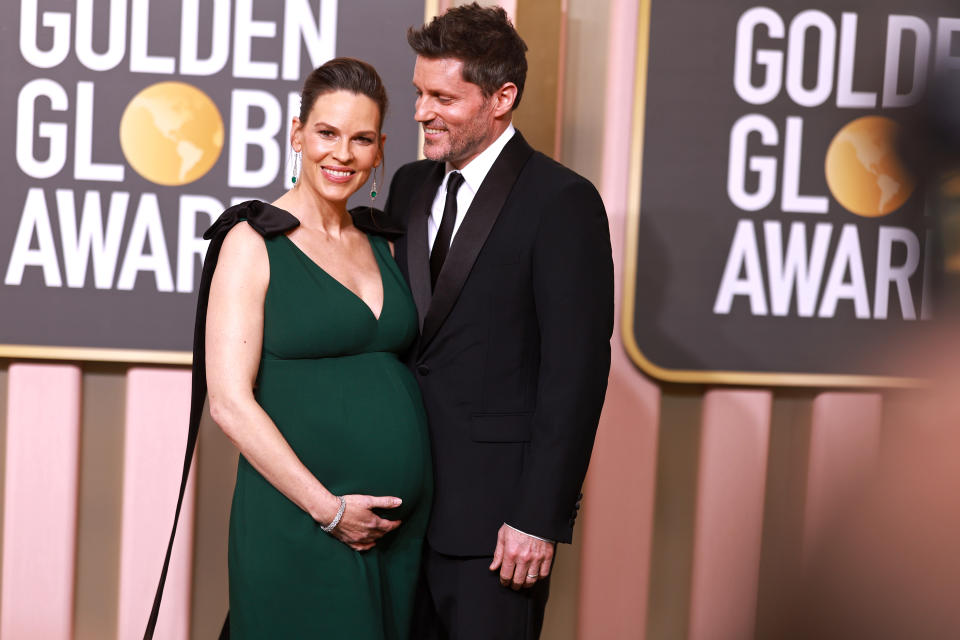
[
  {"x1": 0, "y1": 0, "x2": 424, "y2": 354},
  {"x1": 630, "y1": 0, "x2": 955, "y2": 380}
]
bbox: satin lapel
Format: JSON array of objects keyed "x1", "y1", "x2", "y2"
[
  {"x1": 405, "y1": 163, "x2": 445, "y2": 328},
  {"x1": 420, "y1": 133, "x2": 535, "y2": 351}
]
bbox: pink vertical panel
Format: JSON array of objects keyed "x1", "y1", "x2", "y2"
[
  {"x1": 598, "y1": 0, "x2": 640, "y2": 204},
  {"x1": 117, "y1": 368, "x2": 196, "y2": 640},
  {"x1": 578, "y1": 369, "x2": 660, "y2": 640},
  {"x1": 688, "y1": 390, "x2": 772, "y2": 640},
  {"x1": 1, "y1": 363, "x2": 82, "y2": 640},
  {"x1": 802, "y1": 392, "x2": 882, "y2": 560},
  {"x1": 579, "y1": 0, "x2": 657, "y2": 638}
]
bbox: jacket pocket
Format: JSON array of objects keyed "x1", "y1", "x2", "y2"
[{"x1": 470, "y1": 412, "x2": 533, "y2": 443}]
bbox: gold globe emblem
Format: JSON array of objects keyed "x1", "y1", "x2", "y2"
[
  {"x1": 824, "y1": 116, "x2": 915, "y2": 217},
  {"x1": 119, "y1": 82, "x2": 224, "y2": 186}
]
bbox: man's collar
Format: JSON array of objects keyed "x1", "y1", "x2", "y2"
[{"x1": 445, "y1": 123, "x2": 516, "y2": 193}]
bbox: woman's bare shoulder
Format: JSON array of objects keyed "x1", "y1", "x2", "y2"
[
  {"x1": 216, "y1": 221, "x2": 270, "y2": 282},
  {"x1": 221, "y1": 220, "x2": 268, "y2": 254}
]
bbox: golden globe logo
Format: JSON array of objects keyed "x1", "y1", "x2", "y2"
[
  {"x1": 5, "y1": 0, "x2": 335, "y2": 295},
  {"x1": 712, "y1": 8, "x2": 953, "y2": 322},
  {"x1": 119, "y1": 82, "x2": 225, "y2": 187},
  {"x1": 825, "y1": 116, "x2": 916, "y2": 218}
]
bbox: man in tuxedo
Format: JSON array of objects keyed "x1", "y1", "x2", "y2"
[{"x1": 384, "y1": 5, "x2": 613, "y2": 638}]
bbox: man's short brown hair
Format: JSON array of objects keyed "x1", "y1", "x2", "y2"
[{"x1": 407, "y1": 3, "x2": 528, "y2": 110}]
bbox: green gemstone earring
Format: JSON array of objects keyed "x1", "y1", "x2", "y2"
[
  {"x1": 370, "y1": 174, "x2": 378, "y2": 200},
  {"x1": 291, "y1": 150, "x2": 301, "y2": 184}
]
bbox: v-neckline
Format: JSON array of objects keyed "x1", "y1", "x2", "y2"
[{"x1": 280, "y1": 233, "x2": 386, "y2": 322}]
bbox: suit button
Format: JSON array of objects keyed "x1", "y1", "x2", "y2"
[{"x1": 417, "y1": 364, "x2": 430, "y2": 376}]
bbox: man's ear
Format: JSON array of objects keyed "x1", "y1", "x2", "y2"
[{"x1": 492, "y1": 83, "x2": 519, "y2": 117}]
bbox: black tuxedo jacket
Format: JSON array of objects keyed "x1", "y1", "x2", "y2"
[{"x1": 384, "y1": 132, "x2": 613, "y2": 556}]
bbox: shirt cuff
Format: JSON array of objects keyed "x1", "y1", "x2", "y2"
[{"x1": 504, "y1": 523, "x2": 554, "y2": 543}]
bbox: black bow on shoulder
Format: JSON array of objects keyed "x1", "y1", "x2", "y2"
[
  {"x1": 203, "y1": 200, "x2": 402, "y2": 241},
  {"x1": 350, "y1": 205, "x2": 404, "y2": 241},
  {"x1": 203, "y1": 200, "x2": 300, "y2": 241}
]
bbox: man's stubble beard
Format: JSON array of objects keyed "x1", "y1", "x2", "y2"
[{"x1": 423, "y1": 101, "x2": 497, "y2": 166}]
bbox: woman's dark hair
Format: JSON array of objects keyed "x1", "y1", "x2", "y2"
[
  {"x1": 407, "y1": 3, "x2": 528, "y2": 110},
  {"x1": 298, "y1": 57, "x2": 389, "y2": 131}
]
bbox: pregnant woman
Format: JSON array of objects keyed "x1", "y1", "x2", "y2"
[{"x1": 204, "y1": 58, "x2": 431, "y2": 638}]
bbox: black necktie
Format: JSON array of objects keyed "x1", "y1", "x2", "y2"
[{"x1": 430, "y1": 171, "x2": 465, "y2": 289}]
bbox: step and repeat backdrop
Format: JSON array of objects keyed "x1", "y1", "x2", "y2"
[
  {"x1": 1, "y1": 0, "x2": 424, "y2": 361},
  {"x1": 625, "y1": 0, "x2": 960, "y2": 385}
]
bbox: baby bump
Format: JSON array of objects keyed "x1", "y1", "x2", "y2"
[{"x1": 256, "y1": 354, "x2": 431, "y2": 520}]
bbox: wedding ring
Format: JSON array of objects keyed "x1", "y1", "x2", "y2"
[{"x1": 526, "y1": 573, "x2": 538, "y2": 579}]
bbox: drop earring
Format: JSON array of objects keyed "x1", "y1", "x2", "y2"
[
  {"x1": 370, "y1": 159, "x2": 384, "y2": 201},
  {"x1": 291, "y1": 150, "x2": 301, "y2": 184}
]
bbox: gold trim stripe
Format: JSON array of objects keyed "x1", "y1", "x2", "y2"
[
  {"x1": 0, "y1": 345, "x2": 191, "y2": 366},
  {"x1": 618, "y1": 0, "x2": 922, "y2": 389}
]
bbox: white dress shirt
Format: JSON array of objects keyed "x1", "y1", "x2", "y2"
[{"x1": 426, "y1": 124, "x2": 516, "y2": 252}]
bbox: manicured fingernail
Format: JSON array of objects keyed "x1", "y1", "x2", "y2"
[{"x1": 394, "y1": 498, "x2": 402, "y2": 505}]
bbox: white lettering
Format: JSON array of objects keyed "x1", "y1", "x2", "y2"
[
  {"x1": 16, "y1": 79, "x2": 68, "y2": 179},
  {"x1": 75, "y1": 0, "x2": 127, "y2": 71},
  {"x1": 873, "y1": 226, "x2": 920, "y2": 320},
  {"x1": 764, "y1": 221, "x2": 831, "y2": 317},
  {"x1": 714, "y1": 220, "x2": 768, "y2": 315},
  {"x1": 233, "y1": 0, "x2": 279, "y2": 79},
  {"x1": 781, "y1": 117, "x2": 828, "y2": 213},
  {"x1": 882, "y1": 16, "x2": 931, "y2": 108},
  {"x1": 19, "y1": 0, "x2": 70, "y2": 68},
  {"x1": 229, "y1": 89, "x2": 283, "y2": 188},
  {"x1": 177, "y1": 195, "x2": 222, "y2": 292},
  {"x1": 116, "y1": 194, "x2": 175, "y2": 292},
  {"x1": 74, "y1": 82, "x2": 124, "y2": 181},
  {"x1": 733, "y1": 7, "x2": 785, "y2": 105},
  {"x1": 56, "y1": 189, "x2": 128, "y2": 289},
  {"x1": 935, "y1": 18, "x2": 960, "y2": 73},
  {"x1": 785, "y1": 10, "x2": 836, "y2": 107},
  {"x1": 5, "y1": 188, "x2": 62, "y2": 287},
  {"x1": 727, "y1": 114, "x2": 778, "y2": 211},
  {"x1": 836, "y1": 13, "x2": 878, "y2": 108},
  {"x1": 180, "y1": 0, "x2": 232, "y2": 76},
  {"x1": 130, "y1": 0, "x2": 176, "y2": 74},
  {"x1": 282, "y1": 0, "x2": 337, "y2": 80},
  {"x1": 818, "y1": 224, "x2": 870, "y2": 318}
]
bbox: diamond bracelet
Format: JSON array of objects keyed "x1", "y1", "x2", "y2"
[{"x1": 320, "y1": 496, "x2": 346, "y2": 533}]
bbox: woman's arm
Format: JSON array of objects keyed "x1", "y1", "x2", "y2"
[{"x1": 205, "y1": 222, "x2": 400, "y2": 550}]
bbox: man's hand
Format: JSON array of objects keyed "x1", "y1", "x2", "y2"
[{"x1": 488, "y1": 524, "x2": 555, "y2": 590}]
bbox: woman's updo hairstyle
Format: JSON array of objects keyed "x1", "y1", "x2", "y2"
[{"x1": 298, "y1": 57, "x2": 389, "y2": 132}]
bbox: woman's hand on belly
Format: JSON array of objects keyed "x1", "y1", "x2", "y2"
[{"x1": 330, "y1": 494, "x2": 403, "y2": 551}]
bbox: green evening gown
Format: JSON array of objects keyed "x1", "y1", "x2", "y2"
[{"x1": 227, "y1": 223, "x2": 433, "y2": 639}]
